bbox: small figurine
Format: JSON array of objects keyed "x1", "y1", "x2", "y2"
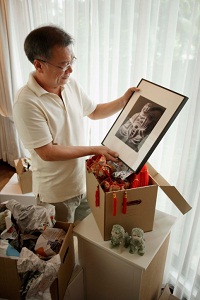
[
  {"x1": 129, "y1": 227, "x2": 145, "y2": 256},
  {"x1": 110, "y1": 224, "x2": 125, "y2": 251}
]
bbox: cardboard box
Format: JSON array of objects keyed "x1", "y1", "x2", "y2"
[
  {"x1": 159, "y1": 284, "x2": 179, "y2": 299},
  {"x1": 0, "y1": 222, "x2": 75, "y2": 300},
  {"x1": 86, "y1": 162, "x2": 191, "y2": 241},
  {"x1": 63, "y1": 265, "x2": 84, "y2": 300},
  {"x1": 14, "y1": 158, "x2": 32, "y2": 194}
]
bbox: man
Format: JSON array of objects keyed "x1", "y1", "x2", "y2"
[{"x1": 13, "y1": 25, "x2": 139, "y2": 223}]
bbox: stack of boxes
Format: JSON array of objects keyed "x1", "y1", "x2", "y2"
[
  {"x1": 73, "y1": 160, "x2": 191, "y2": 300},
  {"x1": 75, "y1": 99, "x2": 192, "y2": 299}
]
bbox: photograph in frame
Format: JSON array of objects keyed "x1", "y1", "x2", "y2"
[{"x1": 102, "y1": 79, "x2": 188, "y2": 173}]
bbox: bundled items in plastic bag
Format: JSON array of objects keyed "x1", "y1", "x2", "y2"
[
  {"x1": 0, "y1": 208, "x2": 10, "y2": 233},
  {"x1": 6, "y1": 199, "x2": 56, "y2": 234},
  {"x1": 0, "y1": 200, "x2": 57, "y2": 254},
  {"x1": 35, "y1": 227, "x2": 66, "y2": 259},
  {"x1": 86, "y1": 154, "x2": 149, "y2": 192},
  {"x1": 17, "y1": 247, "x2": 61, "y2": 300},
  {"x1": 0, "y1": 203, "x2": 18, "y2": 242}
]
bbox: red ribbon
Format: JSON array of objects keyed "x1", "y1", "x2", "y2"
[
  {"x1": 95, "y1": 185, "x2": 100, "y2": 207},
  {"x1": 113, "y1": 192, "x2": 117, "y2": 216},
  {"x1": 122, "y1": 191, "x2": 127, "y2": 214}
]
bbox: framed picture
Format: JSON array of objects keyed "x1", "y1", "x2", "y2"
[{"x1": 102, "y1": 78, "x2": 188, "y2": 173}]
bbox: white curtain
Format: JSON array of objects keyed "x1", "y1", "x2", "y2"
[
  {"x1": 0, "y1": 0, "x2": 200, "y2": 298},
  {"x1": 0, "y1": 0, "x2": 26, "y2": 165}
]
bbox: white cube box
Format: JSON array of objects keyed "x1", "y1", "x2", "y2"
[
  {"x1": 73, "y1": 210, "x2": 176, "y2": 300},
  {"x1": 0, "y1": 173, "x2": 36, "y2": 206}
]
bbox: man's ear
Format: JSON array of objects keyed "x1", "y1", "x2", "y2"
[{"x1": 33, "y1": 59, "x2": 43, "y2": 72}]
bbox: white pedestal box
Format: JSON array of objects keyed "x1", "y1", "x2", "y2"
[
  {"x1": 73, "y1": 210, "x2": 176, "y2": 300},
  {"x1": 0, "y1": 173, "x2": 36, "y2": 205}
]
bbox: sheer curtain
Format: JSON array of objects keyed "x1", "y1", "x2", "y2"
[
  {"x1": 0, "y1": 0, "x2": 26, "y2": 165},
  {"x1": 1, "y1": 0, "x2": 200, "y2": 298}
]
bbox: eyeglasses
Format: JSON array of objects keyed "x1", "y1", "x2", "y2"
[{"x1": 36, "y1": 56, "x2": 77, "y2": 72}]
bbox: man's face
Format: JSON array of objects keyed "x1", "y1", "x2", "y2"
[{"x1": 36, "y1": 45, "x2": 75, "y2": 89}]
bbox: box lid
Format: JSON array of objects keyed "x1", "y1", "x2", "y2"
[{"x1": 147, "y1": 162, "x2": 191, "y2": 214}]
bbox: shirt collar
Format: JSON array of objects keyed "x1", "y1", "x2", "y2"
[
  {"x1": 28, "y1": 71, "x2": 67, "y2": 95},
  {"x1": 27, "y1": 72, "x2": 49, "y2": 97}
]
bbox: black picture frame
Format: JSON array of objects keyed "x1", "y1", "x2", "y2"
[{"x1": 102, "y1": 78, "x2": 188, "y2": 173}]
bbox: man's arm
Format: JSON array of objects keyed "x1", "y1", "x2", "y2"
[
  {"x1": 88, "y1": 87, "x2": 140, "y2": 120},
  {"x1": 34, "y1": 142, "x2": 119, "y2": 162}
]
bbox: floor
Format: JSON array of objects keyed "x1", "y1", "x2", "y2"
[{"x1": 0, "y1": 160, "x2": 15, "y2": 191}]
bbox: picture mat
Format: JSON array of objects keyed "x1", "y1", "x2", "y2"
[{"x1": 102, "y1": 79, "x2": 188, "y2": 173}]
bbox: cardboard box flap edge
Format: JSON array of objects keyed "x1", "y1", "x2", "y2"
[
  {"x1": 147, "y1": 162, "x2": 191, "y2": 214},
  {"x1": 14, "y1": 159, "x2": 25, "y2": 175},
  {"x1": 159, "y1": 284, "x2": 179, "y2": 299}
]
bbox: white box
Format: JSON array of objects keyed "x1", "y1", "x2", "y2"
[
  {"x1": 0, "y1": 173, "x2": 36, "y2": 206},
  {"x1": 73, "y1": 210, "x2": 176, "y2": 300}
]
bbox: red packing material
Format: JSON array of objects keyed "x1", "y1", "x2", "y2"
[
  {"x1": 129, "y1": 164, "x2": 149, "y2": 188},
  {"x1": 139, "y1": 165, "x2": 149, "y2": 186}
]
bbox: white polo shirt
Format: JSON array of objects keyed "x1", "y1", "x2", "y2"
[{"x1": 13, "y1": 72, "x2": 96, "y2": 203}]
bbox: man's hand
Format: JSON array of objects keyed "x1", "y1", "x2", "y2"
[
  {"x1": 91, "y1": 146, "x2": 119, "y2": 162},
  {"x1": 122, "y1": 87, "x2": 140, "y2": 106}
]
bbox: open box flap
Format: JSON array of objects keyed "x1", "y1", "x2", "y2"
[
  {"x1": 147, "y1": 162, "x2": 192, "y2": 214},
  {"x1": 14, "y1": 159, "x2": 24, "y2": 175}
]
